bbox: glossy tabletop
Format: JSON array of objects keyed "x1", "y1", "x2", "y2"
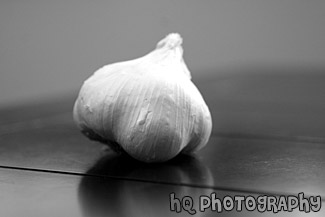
[{"x1": 1, "y1": 69, "x2": 325, "y2": 216}]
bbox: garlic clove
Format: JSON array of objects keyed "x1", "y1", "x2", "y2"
[{"x1": 73, "y1": 33, "x2": 212, "y2": 163}]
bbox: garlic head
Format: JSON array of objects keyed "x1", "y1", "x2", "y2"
[{"x1": 73, "y1": 33, "x2": 212, "y2": 163}]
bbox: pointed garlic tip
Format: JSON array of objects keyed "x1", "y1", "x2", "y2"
[{"x1": 156, "y1": 33, "x2": 183, "y2": 49}]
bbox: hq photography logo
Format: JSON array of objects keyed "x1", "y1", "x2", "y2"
[{"x1": 169, "y1": 192, "x2": 322, "y2": 215}]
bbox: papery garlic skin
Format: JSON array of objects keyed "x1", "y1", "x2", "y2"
[{"x1": 73, "y1": 33, "x2": 212, "y2": 163}]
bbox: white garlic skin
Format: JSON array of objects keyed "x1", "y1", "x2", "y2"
[{"x1": 73, "y1": 33, "x2": 212, "y2": 163}]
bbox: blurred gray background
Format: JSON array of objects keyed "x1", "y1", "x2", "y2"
[{"x1": 1, "y1": 0, "x2": 325, "y2": 107}]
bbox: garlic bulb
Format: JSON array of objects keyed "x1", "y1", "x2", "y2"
[{"x1": 73, "y1": 33, "x2": 212, "y2": 163}]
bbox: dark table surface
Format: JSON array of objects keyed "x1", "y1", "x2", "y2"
[{"x1": 1, "y1": 68, "x2": 325, "y2": 216}]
